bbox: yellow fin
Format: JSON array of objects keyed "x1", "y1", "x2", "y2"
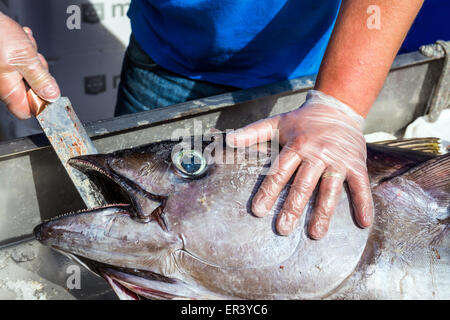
[{"x1": 373, "y1": 137, "x2": 442, "y2": 155}]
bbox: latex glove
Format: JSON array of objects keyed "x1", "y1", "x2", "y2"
[
  {"x1": 0, "y1": 12, "x2": 60, "y2": 119},
  {"x1": 226, "y1": 90, "x2": 374, "y2": 239}
]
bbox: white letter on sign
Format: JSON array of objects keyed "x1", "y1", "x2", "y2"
[{"x1": 66, "y1": 5, "x2": 81, "y2": 30}]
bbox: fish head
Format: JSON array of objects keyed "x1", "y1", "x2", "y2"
[
  {"x1": 33, "y1": 134, "x2": 267, "y2": 298},
  {"x1": 34, "y1": 134, "x2": 370, "y2": 299}
]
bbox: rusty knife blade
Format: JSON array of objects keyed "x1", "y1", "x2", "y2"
[{"x1": 27, "y1": 89, "x2": 106, "y2": 208}]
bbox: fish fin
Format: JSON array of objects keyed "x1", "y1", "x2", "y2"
[
  {"x1": 373, "y1": 137, "x2": 442, "y2": 155},
  {"x1": 366, "y1": 143, "x2": 436, "y2": 185},
  {"x1": 398, "y1": 152, "x2": 450, "y2": 206}
]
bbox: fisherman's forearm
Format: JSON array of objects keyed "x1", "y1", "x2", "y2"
[{"x1": 314, "y1": 0, "x2": 423, "y2": 117}]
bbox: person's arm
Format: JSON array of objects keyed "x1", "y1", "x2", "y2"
[
  {"x1": 316, "y1": 0, "x2": 424, "y2": 117},
  {"x1": 0, "y1": 12, "x2": 60, "y2": 119},
  {"x1": 227, "y1": 0, "x2": 424, "y2": 239}
]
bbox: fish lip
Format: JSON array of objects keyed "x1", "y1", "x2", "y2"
[
  {"x1": 34, "y1": 203, "x2": 132, "y2": 228},
  {"x1": 68, "y1": 157, "x2": 113, "y2": 178},
  {"x1": 33, "y1": 204, "x2": 134, "y2": 249}
]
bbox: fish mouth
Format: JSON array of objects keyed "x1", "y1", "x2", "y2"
[
  {"x1": 67, "y1": 156, "x2": 168, "y2": 228},
  {"x1": 33, "y1": 156, "x2": 187, "y2": 300},
  {"x1": 68, "y1": 157, "x2": 137, "y2": 212}
]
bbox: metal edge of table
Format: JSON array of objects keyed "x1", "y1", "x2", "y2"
[{"x1": 0, "y1": 50, "x2": 442, "y2": 159}]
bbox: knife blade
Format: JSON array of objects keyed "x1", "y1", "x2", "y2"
[{"x1": 27, "y1": 89, "x2": 106, "y2": 208}]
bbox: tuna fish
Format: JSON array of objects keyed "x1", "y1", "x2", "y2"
[{"x1": 34, "y1": 134, "x2": 450, "y2": 299}]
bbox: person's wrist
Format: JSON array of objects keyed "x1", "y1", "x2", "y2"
[{"x1": 305, "y1": 89, "x2": 365, "y2": 130}]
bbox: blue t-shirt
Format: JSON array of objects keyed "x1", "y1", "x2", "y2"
[
  {"x1": 399, "y1": 0, "x2": 450, "y2": 54},
  {"x1": 128, "y1": 0, "x2": 341, "y2": 88}
]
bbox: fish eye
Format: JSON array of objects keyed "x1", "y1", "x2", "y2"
[{"x1": 172, "y1": 149, "x2": 207, "y2": 177}]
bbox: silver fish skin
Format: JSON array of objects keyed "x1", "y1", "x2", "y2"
[{"x1": 34, "y1": 137, "x2": 450, "y2": 300}]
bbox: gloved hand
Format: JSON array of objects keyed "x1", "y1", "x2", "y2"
[
  {"x1": 226, "y1": 90, "x2": 374, "y2": 239},
  {"x1": 0, "y1": 12, "x2": 60, "y2": 119}
]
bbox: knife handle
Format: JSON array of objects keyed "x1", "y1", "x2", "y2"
[{"x1": 26, "y1": 89, "x2": 48, "y2": 116}]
